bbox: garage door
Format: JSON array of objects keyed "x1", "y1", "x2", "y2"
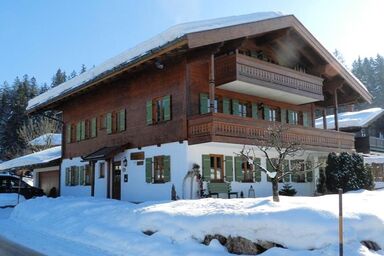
[{"x1": 39, "y1": 170, "x2": 59, "y2": 196}]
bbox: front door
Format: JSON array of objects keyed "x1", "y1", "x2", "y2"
[{"x1": 112, "y1": 162, "x2": 121, "y2": 200}]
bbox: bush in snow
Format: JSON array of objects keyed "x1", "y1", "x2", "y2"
[
  {"x1": 325, "y1": 152, "x2": 374, "y2": 193},
  {"x1": 278, "y1": 183, "x2": 297, "y2": 196}
]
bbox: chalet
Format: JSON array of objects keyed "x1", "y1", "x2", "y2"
[{"x1": 26, "y1": 12, "x2": 372, "y2": 201}]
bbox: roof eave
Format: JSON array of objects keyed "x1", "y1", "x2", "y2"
[{"x1": 27, "y1": 37, "x2": 188, "y2": 114}]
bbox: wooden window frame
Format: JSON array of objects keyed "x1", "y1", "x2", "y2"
[
  {"x1": 241, "y1": 158, "x2": 254, "y2": 182},
  {"x1": 238, "y1": 101, "x2": 251, "y2": 118},
  {"x1": 210, "y1": 154, "x2": 224, "y2": 183},
  {"x1": 153, "y1": 156, "x2": 165, "y2": 183}
]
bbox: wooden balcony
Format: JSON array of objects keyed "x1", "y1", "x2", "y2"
[
  {"x1": 188, "y1": 113, "x2": 355, "y2": 152},
  {"x1": 370, "y1": 137, "x2": 384, "y2": 152},
  {"x1": 356, "y1": 136, "x2": 384, "y2": 153},
  {"x1": 215, "y1": 53, "x2": 324, "y2": 104}
]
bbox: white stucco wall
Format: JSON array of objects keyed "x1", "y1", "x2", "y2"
[
  {"x1": 61, "y1": 157, "x2": 91, "y2": 197},
  {"x1": 187, "y1": 142, "x2": 325, "y2": 197},
  {"x1": 94, "y1": 160, "x2": 108, "y2": 198},
  {"x1": 120, "y1": 141, "x2": 188, "y2": 202}
]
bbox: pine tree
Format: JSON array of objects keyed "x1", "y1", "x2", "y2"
[
  {"x1": 51, "y1": 68, "x2": 67, "y2": 87},
  {"x1": 80, "y1": 64, "x2": 86, "y2": 74},
  {"x1": 325, "y1": 152, "x2": 340, "y2": 192}
]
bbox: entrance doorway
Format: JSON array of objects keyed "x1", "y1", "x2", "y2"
[{"x1": 112, "y1": 162, "x2": 121, "y2": 200}]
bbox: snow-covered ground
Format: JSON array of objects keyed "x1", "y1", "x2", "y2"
[
  {"x1": 0, "y1": 193, "x2": 25, "y2": 207},
  {"x1": 0, "y1": 191, "x2": 383, "y2": 255}
]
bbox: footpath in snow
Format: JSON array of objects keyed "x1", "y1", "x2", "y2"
[{"x1": 0, "y1": 190, "x2": 383, "y2": 256}]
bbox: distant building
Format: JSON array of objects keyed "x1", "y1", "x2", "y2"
[{"x1": 316, "y1": 108, "x2": 384, "y2": 189}]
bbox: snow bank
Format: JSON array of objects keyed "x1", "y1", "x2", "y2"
[
  {"x1": 0, "y1": 193, "x2": 25, "y2": 207},
  {"x1": 6, "y1": 191, "x2": 384, "y2": 255}
]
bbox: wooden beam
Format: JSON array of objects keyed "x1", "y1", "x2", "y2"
[
  {"x1": 323, "y1": 108, "x2": 327, "y2": 130},
  {"x1": 334, "y1": 89, "x2": 339, "y2": 131},
  {"x1": 209, "y1": 54, "x2": 215, "y2": 113}
]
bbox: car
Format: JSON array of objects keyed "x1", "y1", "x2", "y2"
[{"x1": 0, "y1": 173, "x2": 45, "y2": 199}]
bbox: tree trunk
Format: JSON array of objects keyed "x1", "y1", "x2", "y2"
[{"x1": 272, "y1": 178, "x2": 280, "y2": 202}]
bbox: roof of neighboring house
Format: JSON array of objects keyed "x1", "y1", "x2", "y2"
[
  {"x1": 363, "y1": 153, "x2": 384, "y2": 164},
  {"x1": 0, "y1": 146, "x2": 61, "y2": 171},
  {"x1": 29, "y1": 133, "x2": 62, "y2": 147},
  {"x1": 26, "y1": 12, "x2": 371, "y2": 113},
  {"x1": 315, "y1": 108, "x2": 384, "y2": 130}
]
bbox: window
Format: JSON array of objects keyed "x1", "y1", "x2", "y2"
[
  {"x1": 145, "y1": 155, "x2": 171, "y2": 183},
  {"x1": 66, "y1": 123, "x2": 71, "y2": 143},
  {"x1": 153, "y1": 156, "x2": 165, "y2": 183},
  {"x1": 146, "y1": 95, "x2": 171, "y2": 125},
  {"x1": 264, "y1": 107, "x2": 280, "y2": 122},
  {"x1": 291, "y1": 160, "x2": 305, "y2": 183},
  {"x1": 288, "y1": 110, "x2": 299, "y2": 125},
  {"x1": 238, "y1": 102, "x2": 251, "y2": 117},
  {"x1": 99, "y1": 162, "x2": 105, "y2": 178},
  {"x1": 65, "y1": 165, "x2": 90, "y2": 186},
  {"x1": 209, "y1": 155, "x2": 224, "y2": 182}
]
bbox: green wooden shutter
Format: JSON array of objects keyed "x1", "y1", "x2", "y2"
[
  {"x1": 288, "y1": 110, "x2": 294, "y2": 124},
  {"x1": 65, "y1": 168, "x2": 70, "y2": 185},
  {"x1": 106, "y1": 113, "x2": 112, "y2": 134},
  {"x1": 66, "y1": 124, "x2": 71, "y2": 143},
  {"x1": 91, "y1": 117, "x2": 97, "y2": 138},
  {"x1": 306, "y1": 170, "x2": 313, "y2": 182},
  {"x1": 119, "y1": 109, "x2": 126, "y2": 131},
  {"x1": 79, "y1": 166, "x2": 85, "y2": 185},
  {"x1": 199, "y1": 93, "x2": 209, "y2": 114},
  {"x1": 234, "y1": 156, "x2": 243, "y2": 182},
  {"x1": 232, "y1": 99, "x2": 239, "y2": 116},
  {"x1": 74, "y1": 166, "x2": 80, "y2": 185},
  {"x1": 80, "y1": 121, "x2": 85, "y2": 140},
  {"x1": 145, "y1": 158, "x2": 152, "y2": 183},
  {"x1": 223, "y1": 97, "x2": 230, "y2": 114},
  {"x1": 76, "y1": 122, "x2": 81, "y2": 141},
  {"x1": 283, "y1": 159, "x2": 290, "y2": 182},
  {"x1": 163, "y1": 155, "x2": 171, "y2": 182},
  {"x1": 202, "y1": 155, "x2": 211, "y2": 181},
  {"x1": 163, "y1": 95, "x2": 171, "y2": 121},
  {"x1": 146, "y1": 100, "x2": 153, "y2": 125},
  {"x1": 303, "y1": 112, "x2": 309, "y2": 127},
  {"x1": 281, "y1": 108, "x2": 287, "y2": 124},
  {"x1": 253, "y1": 158, "x2": 261, "y2": 182},
  {"x1": 252, "y1": 103, "x2": 258, "y2": 119},
  {"x1": 264, "y1": 106, "x2": 270, "y2": 121},
  {"x1": 224, "y1": 156, "x2": 233, "y2": 182}
]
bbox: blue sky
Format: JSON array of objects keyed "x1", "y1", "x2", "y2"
[{"x1": 1, "y1": 0, "x2": 383, "y2": 86}]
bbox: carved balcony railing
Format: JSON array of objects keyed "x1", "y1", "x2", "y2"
[
  {"x1": 188, "y1": 113, "x2": 355, "y2": 152},
  {"x1": 214, "y1": 53, "x2": 324, "y2": 103}
]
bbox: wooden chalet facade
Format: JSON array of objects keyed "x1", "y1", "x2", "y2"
[{"x1": 27, "y1": 13, "x2": 371, "y2": 201}]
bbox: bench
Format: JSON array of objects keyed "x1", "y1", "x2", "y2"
[{"x1": 207, "y1": 182, "x2": 238, "y2": 198}]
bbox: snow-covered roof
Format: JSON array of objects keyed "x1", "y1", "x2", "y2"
[
  {"x1": 29, "y1": 133, "x2": 62, "y2": 146},
  {"x1": 315, "y1": 108, "x2": 384, "y2": 130},
  {"x1": 27, "y1": 12, "x2": 282, "y2": 112},
  {"x1": 363, "y1": 153, "x2": 384, "y2": 164},
  {"x1": 0, "y1": 146, "x2": 61, "y2": 171}
]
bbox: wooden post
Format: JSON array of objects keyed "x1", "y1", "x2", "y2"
[
  {"x1": 322, "y1": 108, "x2": 327, "y2": 130},
  {"x1": 339, "y1": 188, "x2": 343, "y2": 256},
  {"x1": 334, "y1": 89, "x2": 339, "y2": 131},
  {"x1": 209, "y1": 54, "x2": 215, "y2": 113},
  {"x1": 91, "y1": 161, "x2": 95, "y2": 197}
]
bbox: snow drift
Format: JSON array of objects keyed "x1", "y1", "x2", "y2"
[{"x1": 5, "y1": 190, "x2": 384, "y2": 255}]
